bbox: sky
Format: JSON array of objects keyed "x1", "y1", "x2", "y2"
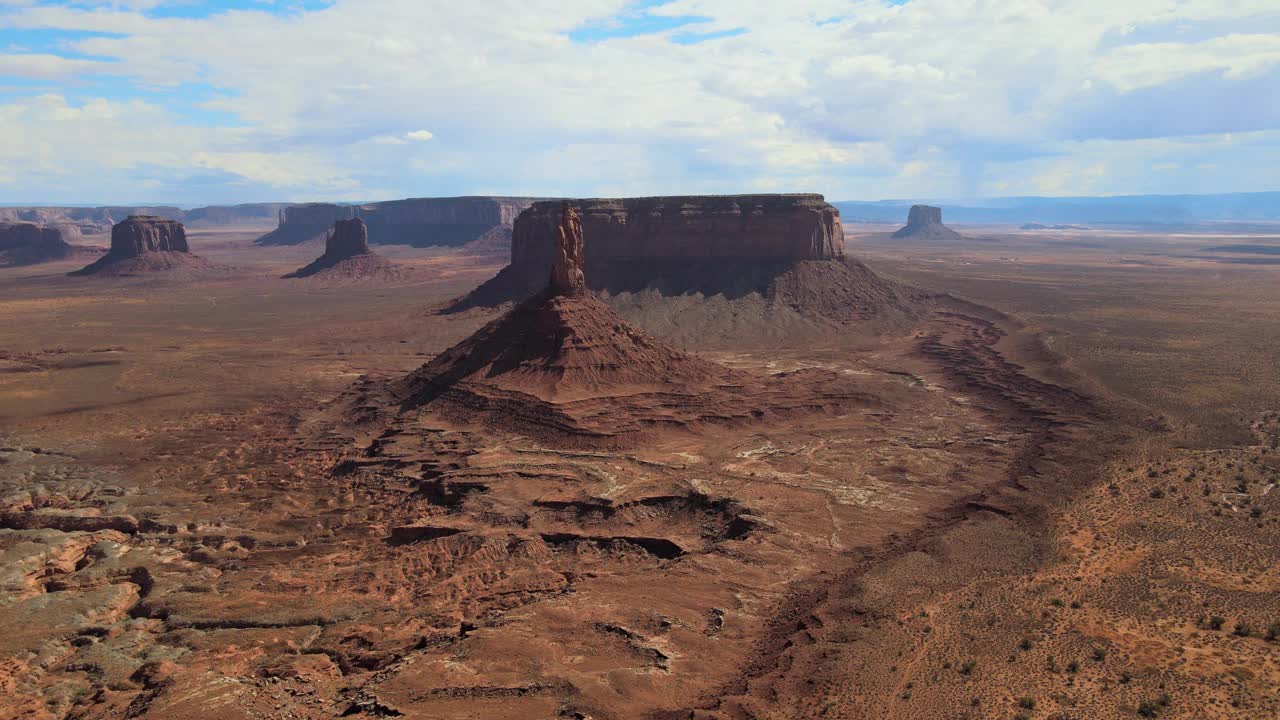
[{"x1": 1, "y1": 0, "x2": 1279, "y2": 205}]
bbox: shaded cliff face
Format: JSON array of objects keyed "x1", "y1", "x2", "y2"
[
  {"x1": 69, "y1": 216, "x2": 214, "y2": 277},
  {"x1": 512, "y1": 194, "x2": 843, "y2": 268},
  {"x1": 325, "y1": 218, "x2": 370, "y2": 259},
  {"x1": 891, "y1": 205, "x2": 962, "y2": 241},
  {"x1": 109, "y1": 215, "x2": 189, "y2": 256},
  {"x1": 256, "y1": 197, "x2": 541, "y2": 248},
  {"x1": 0, "y1": 223, "x2": 74, "y2": 266},
  {"x1": 455, "y1": 194, "x2": 855, "y2": 310}
]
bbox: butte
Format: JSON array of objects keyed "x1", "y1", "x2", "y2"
[
  {"x1": 891, "y1": 204, "x2": 964, "y2": 242},
  {"x1": 68, "y1": 215, "x2": 217, "y2": 277},
  {"x1": 355, "y1": 202, "x2": 876, "y2": 447},
  {"x1": 446, "y1": 194, "x2": 935, "y2": 345},
  {"x1": 283, "y1": 217, "x2": 410, "y2": 281}
]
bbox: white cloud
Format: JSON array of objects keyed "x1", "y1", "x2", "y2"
[{"x1": 0, "y1": 0, "x2": 1276, "y2": 202}]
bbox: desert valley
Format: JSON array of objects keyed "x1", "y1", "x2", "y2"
[{"x1": 1, "y1": 194, "x2": 1278, "y2": 720}]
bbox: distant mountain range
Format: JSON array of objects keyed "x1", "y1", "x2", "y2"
[{"x1": 834, "y1": 192, "x2": 1280, "y2": 226}]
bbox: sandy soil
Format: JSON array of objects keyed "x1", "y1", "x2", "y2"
[{"x1": 0, "y1": 224, "x2": 1276, "y2": 718}]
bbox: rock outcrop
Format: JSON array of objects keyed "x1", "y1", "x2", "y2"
[
  {"x1": 70, "y1": 216, "x2": 214, "y2": 277},
  {"x1": 284, "y1": 218, "x2": 411, "y2": 281},
  {"x1": 400, "y1": 202, "x2": 722, "y2": 410},
  {"x1": 891, "y1": 205, "x2": 963, "y2": 241},
  {"x1": 449, "y1": 194, "x2": 932, "y2": 335},
  {"x1": 0, "y1": 223, "x2": 76, "y2": 266},
  {"x1": 256, "y1": 197, "x2": 541, "y2": 249},
  {"x1": 108, "y1": 215, "x2": 189, "y2": 255},
  {"x1": 549, "y1": 203, "x2": 585, "y2": 294}
]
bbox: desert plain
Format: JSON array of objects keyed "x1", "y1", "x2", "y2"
[{"x1": 2, "y1": 210, "x2": 1279, "y2": 720}]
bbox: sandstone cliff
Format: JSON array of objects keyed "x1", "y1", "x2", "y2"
[
  {"x1": 69, "y1": 216, "x2": 213, "y2": 277},
  {"x1": 256, "y1": 197, "x2": 541, "y2": 248},
  {"x1": 511, "y1": 194, "x2": 843, "y2": 269},
  {"x1": 0, "y1": 223, "x2": 75, "y2": 266},
  {"x1": 891, "y1": 205, "x2": 962, "y2": 241},
  {"x1": 455, "y1": 194, "x2": 852, "y2": 308}
]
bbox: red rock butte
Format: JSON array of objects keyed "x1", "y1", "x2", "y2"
[
  {"x1": 69, "y1": 215, "x2": 213, "y2": 277},
  {"x1": 283, "y1": 217, "x2": 412, "y2": 281},
  {"x1": 0, "y1": 222, "x2": 74, "y2": 266},
  {"x1": 452, "y1": 193, "x2": 887, "y2": 312},
  {"x1": 892, "y1": 204, "x2": 963, "y2": 241}
]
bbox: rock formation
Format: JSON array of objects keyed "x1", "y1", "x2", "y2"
[
  {"x1": 256, "y1": 196, "x2": 541, "y2": 249},
  {"x1": 891, "y1": 205, "x2": 963, "y2": 241},
  {"x1": 399, "y1": 201, "x2": 722, "y2": 411},
  {"x1": 284, "y1": 217, "x2": 410, "y2": 281},
  {"x1": 0, "y1": 223, "x2": 76, "y2": 266},
  {"x1": 109, "y1": 215, "x2": 189, "y2": 255},
  {"x1": 69, "y1": 215, "x2": 213, "y2": 277},
  {"x1": 549, "y1": 203, "x2": 585, "y2": 294},
  {"x1": 449, "y1": 194, "x2": 927, "y2": 337}
]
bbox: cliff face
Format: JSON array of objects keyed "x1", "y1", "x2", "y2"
[
  {"x1": 891, "y1": 205, "x2": 962, "y2": 241},
  {"x1": 256, "y1": 197, "x2": 541, "y2": 248},
  {"x1": 325, "y1": 218, "x2": 370, "y2": 259},
  {"x1": 511, "y1": 194, "x2": 844, "y2": 269},
  {"x1": 0, "y1": 223, "x2": 74, "y2": 265},
  {"x1": 109, "y1": 216, "x2": 189, "y2": 256},
  {"x1": 456, "y1": 194, "x2": 847, "y2": 309}
]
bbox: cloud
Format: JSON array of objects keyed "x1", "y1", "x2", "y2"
[{"x1": 0, "y1": 0, "x2": 1277, "y2": 203}]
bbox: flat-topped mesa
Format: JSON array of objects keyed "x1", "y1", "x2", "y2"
[
  {"x1": 513, "y1": 194, "x2": 844, "y2": 270},
  {"x1": 257, "y1": 197, "x2": 542, "y2": 247},
  {"x1": 111, "y1": 215, "x2": 189, "y2": 257},
  {"x1": 549, "y1": 203, "x2": 585, "y2": 295},
  {"x1": 891, "y1": 205, "x2": 962, "y2": 241},
  {"x1": 325, "y1": 218, "x2": 371, "y2": 260},
  {"x1": 70, "y1": 215, "x2": 217, "y2": 277},
  {"x1": 452, "y1": 193, "x2": 885, "y2": 313},
  {"x1": 0, "y1": 222, "x2": 74, "y2": 265}
]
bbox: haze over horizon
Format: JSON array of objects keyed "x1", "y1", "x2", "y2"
[{"x1": 3, "y1": 0, "x2": 1279, "y2": 205}]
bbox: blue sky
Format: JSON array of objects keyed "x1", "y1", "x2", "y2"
[{"x1": 1, "y1": 0, "x2": 1278, "y2": 205}]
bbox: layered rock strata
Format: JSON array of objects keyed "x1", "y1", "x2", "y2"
[
  {"x1": 0, "y1": 223, "x2": 75, "y2": 265},
  {"x1": 450, "y1": 194, "x2": 915, "y2": 322},
  {"x1": 69, "y1": 216, "x2": 210, "y2": 276},
  {"x1": 257, "y1": 196, "x2": 540, "y2": 248}
]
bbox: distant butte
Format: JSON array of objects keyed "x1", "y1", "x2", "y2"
[
  {"x1": 891, "y1": 204, "x2": 963, "y2": 241},
  {"x1": 372, "y1": 201, "x2": 876, "y2": 446},
  {"x1": 448, "y1": 194, "x2": 927, "y2": 336},
  {"x1": 0, "y1": 222, "x2": 77, "y2": 266},
  {"x1": 283, "y1": 217, "x2": 409, "y2": 281},
  {"x1": 69, "y1": 215, "x2": 216, "y2": 277}
]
